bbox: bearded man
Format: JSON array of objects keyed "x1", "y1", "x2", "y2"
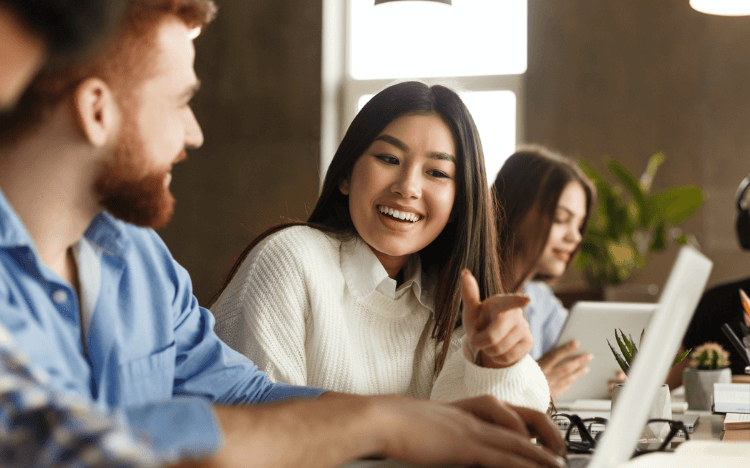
[{"x1": 0, "y1": 1, "x2": 566, "y2": 467}]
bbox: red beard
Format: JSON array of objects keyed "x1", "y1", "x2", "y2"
[{"x1": 94, "y1": 115, "x2": 183, "y2": 229}]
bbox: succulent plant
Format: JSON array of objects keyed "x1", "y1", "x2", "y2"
[
  {"x1": 607, "y1": 328, "x2": 691, "y2": 374},
  {"x1": 689, "y1": 342, "x2": 730, "y2": 370}
]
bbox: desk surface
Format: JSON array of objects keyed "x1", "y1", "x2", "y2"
[
  {"x1": 341, "y1": 390, "x2": 728, "y2": 468},
  {"x1": 689, "y1": 411, "x2": 725, "y2": 441}
]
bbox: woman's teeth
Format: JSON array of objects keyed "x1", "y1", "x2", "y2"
[{"x1": 378, "y1": 205, "x2": 420, "y2": 223}]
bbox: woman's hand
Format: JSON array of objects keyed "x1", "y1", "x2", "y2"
[
  {"x1": 537, "y1": 340, "x2": 592, "y2": 400},
  {"x1": 461, "y1": 269, "x2": 533, "y2": 369}
]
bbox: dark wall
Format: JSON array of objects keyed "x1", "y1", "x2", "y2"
[
  {"x1": 158, "y1": 0, "x2": 322, "y2": 304},
  {"x1": 526, "y1": 0, "x2": 750, "y2": 289}
]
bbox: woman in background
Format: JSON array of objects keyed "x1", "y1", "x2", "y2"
[
  {"x1": 492, "y1": 146, "x2": 616, "y2": 400},
  {"x1": 210, "y1": 81, "x2": 550, "y2": 411}
]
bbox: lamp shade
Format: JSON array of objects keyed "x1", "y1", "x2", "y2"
[
  {"x1": 375, "y1": 0, "x2": 452, "y2": 5},
  {"x1": 690, "y1": 0, "x2": 750, "y2": 16}
]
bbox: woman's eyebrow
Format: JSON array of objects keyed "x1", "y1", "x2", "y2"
[
  {"x1": 373, "y1": 134, "x2": 408, "y2": 151},
  {"x1": 428, "y1": 152, "x2": 456, "y2": 164},
  {"x1": 373, "y1": 134, "x2": 456, "y2": 163}
]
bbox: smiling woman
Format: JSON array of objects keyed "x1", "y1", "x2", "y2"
[
  {"x1": 492, "y1": 146, "x2": 609, "y2": 400},
  {"x1": 209, "y1": 81, "x2": 550, "y2": 411}
]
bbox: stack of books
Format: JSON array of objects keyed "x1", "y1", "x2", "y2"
[
  {"x1": 714, "y1": 383, "x2": 750, "y2": 441},
  {"x1": 723, "y1": 413, "x2": 750, "y2": 441}
]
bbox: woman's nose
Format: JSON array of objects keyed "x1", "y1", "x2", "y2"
[{"x1": 391, "y1": 168, "x2": 422, "y2": 199}]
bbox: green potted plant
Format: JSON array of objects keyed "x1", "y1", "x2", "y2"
[
  {"x1": 575, "y1": 153, "x2": 704, "y2": 290},
  {"x1": 608, "y1": 329, "x2": 691, "y2": 374},
  {"x1": 607, "y1": 329, "x2": 691, "y2": 440},
  {"x1": 683, "y1": 342, "x2": 732, "y2": 410}
]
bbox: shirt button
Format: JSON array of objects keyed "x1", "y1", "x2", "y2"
[{"x1": 52, "y1": 290, "x2": 68, "y2": 304}]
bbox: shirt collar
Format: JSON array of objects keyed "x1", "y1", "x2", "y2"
[
  {"x1": 0, "y1": 186, "x2": 34, "y2": 249},
  {"x1": 0, "y1": 187, "x2": 129, "y2": 258},
  {"x1": 340, "y1": 235, "x2": 436, "y2": 312},
  {"x1": 83, "y1": 212, "x2": 130, "y2": 259}
]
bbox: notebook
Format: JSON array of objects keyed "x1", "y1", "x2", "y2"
[
  {"x1": 713, "y1": 383, "x2": 750, "y2": 413},
  {"x1": 579, "y1": 246, "x2": 713, "y2": 468}
]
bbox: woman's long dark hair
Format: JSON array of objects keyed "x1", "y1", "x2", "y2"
[
  {"x1": 492, "y1": 145, "x2": 595, "y2": 293},
  {"x1": 212, "y1": 81, "x2": 504, "y2": 374}
]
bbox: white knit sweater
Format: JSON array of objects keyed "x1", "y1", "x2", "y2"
[{"x1": 212, "y1": 226, "x2": 550, "y2": 411}]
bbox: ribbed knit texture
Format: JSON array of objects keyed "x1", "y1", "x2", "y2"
[{"x1": 212, "y1": 226, "x2": 549, "y2": 411}]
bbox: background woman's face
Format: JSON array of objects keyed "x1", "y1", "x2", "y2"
[
  {"x1": 535, "y1": 181, "x2": 587, "y2": 278},
  {"x1": 339, "y1": 113, "x2": 457, "y2": 273}
]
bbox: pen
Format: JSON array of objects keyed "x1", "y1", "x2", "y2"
[
  {"x1": 739, "y1": 289, "x2": 750, "y2": 326},
  {"x1": 721, "y1": 323, "x2": 750, "y2": 366}
]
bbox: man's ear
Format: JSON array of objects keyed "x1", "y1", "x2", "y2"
[
  {"x1": 73, "y1": 77, "x2": 118, "y2": 147},
  {"x1": 339, "y1": 177, "x2": 350, "y2": 195}
]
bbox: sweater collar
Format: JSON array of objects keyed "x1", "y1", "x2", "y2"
[{"x1": 340, "y1": 235, "x2": 435, "y2": 312}]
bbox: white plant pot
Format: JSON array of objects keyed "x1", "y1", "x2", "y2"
[
  {"x1": 611, "y1": 383, "x2": 672, "y2": 441},
  {"x1": 683, "y1": 367, "x2": 732, "y2": 410}
]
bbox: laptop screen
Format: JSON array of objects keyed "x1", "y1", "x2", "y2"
[{"x1": 587, "y1": 246, "x2": 713, "y2": 468}]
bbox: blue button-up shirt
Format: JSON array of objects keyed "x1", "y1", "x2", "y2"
[
  {"x1": 524, "y1": 281, "x2": 568, "y2": 360},
  {"x1": 0, "y1": 323, "x2": 160, "y2": 468},
  {"x1": 0, "y1": 188, "x2": 325, "y2": 461}
]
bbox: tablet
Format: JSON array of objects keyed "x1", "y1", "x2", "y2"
[{"x1": 554, "y1": 301, "x2": 656, "y2": 403}]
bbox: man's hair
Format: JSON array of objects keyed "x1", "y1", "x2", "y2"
[
  {"x1": 1, "y1": 0, "x2": 126, "y2": 60},
  {"x1": 0, "y1": 0, "x2": 217, "y2": 145}
]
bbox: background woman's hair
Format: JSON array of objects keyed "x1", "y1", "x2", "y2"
[
  {"x1": 211, "y1": 81, "x2": 504, "y2": 374},
  {"x1": 492, "y1": 145, "x2": 595, "y2": 292}
]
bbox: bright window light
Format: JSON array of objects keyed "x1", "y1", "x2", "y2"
[
  {"x1": 349, "y1": 0, "x2": 527, "y2": 79},
  {"x1": 460, "y1": 90, "x2": 516, "y2": 182},
  {"x1": 357, "y1": 90, "x2": 516, "y2": 182}
]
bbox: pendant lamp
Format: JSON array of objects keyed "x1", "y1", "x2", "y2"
[{"x1": 690, "y1": 0, "x2": 750, "y2": 16}]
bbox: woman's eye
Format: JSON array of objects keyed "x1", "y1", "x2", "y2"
[
  {"x1": 375, "y1": 155, "x2": 399, "y2": 165},
  {"x1": 427, "y1": 169, "x2": 449, "y2": 178}
]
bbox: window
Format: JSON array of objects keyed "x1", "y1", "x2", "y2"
[{"x1": 321, "y1": 0, "x2": 527, "y2": 183}]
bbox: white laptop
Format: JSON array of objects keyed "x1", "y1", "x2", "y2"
[
  {"x1": 555, "y1": 301, "x2": 657, "y2": 403},
  {"x1": 581, "y1": 245, "x2": 713, "y2": 467}
]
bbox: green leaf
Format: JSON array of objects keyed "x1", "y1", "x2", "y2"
[
  {"x1": 608, "y1": 339, "x2": 629, "y2": 373},
  {"x1": 578, "y1": 159, "x2": 605, "y2": 185},
  {"x1": 624, "y1": 330, "x2": 636, "y2": 356},
  {"x1": 650, "y1": 222, "x2": 667, "y2": 251},
  {"x1": 651, "y1": 186, "x2": 704, "y2": 224},
  {"x1": 640, "y1": 152, "x2": 665, "y2": 193},
  {"x1": 673, "y1": 348, "x2": 692, "y2": 368},
  {"x1": 615, "y1": 329, "x2": 633, "y2": 363},
  {"x1": 675, "y1": 233, "x2": 690, "y2": 245},
  {"x1": 607, "y1": 159, "x2": 651, "y2": 226}
]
